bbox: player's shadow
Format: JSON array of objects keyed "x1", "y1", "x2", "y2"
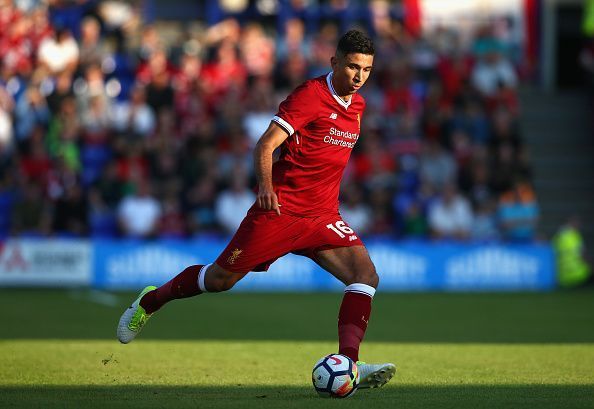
[{"x1": 0, "y1": 385, "x2": 593, "y2": 409}]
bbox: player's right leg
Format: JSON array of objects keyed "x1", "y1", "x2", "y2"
[
  {"x1": 117, "y1": 263, "x2": 245, "y2": 344},
  {"x1": 304, "y1": 216, "x2": 396, "y2": 390},
  {"x1": 356, "y1": 362, "x2": 397, "y2": 389}
]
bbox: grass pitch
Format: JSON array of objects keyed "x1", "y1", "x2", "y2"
[{"x1": 1, "y1": 289, "x2": 593, "y2": 408}]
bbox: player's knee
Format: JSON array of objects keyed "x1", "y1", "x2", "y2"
[
  {"x1": 206, "y1": 275, "x2": 239, "y2": 292},
  {"x1": 351, "y1": 263, "x2": 379, "y2": 288},
  {"x1": 366, "y1": 267, "x2": 380, "y2": 289},
  {"x1": 208, "y1": 279, "x2": 234, "y2": 292},
  {"x1": 204, "y1": 266, "x2": 241, "y2": 292}
]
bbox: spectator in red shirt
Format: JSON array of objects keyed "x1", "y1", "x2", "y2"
[{"x1": 201, "y1": 39, "x2": 248, "y2": 105}]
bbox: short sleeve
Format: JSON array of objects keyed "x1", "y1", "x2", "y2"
[{"x1": 272, "y1": 82, "x2": 318, "y2": 136}]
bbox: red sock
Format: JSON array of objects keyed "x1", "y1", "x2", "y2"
[
  {"x1": 337, "y1": 284, "x2": 374, "y2": 362},
  {"x1": 139, "y1": 265, "x2": 204, "y2": 314}
]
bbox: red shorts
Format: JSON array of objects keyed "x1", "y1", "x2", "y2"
[{"x1": 215, "y1": 210, "x2": 364, "y2": 274}]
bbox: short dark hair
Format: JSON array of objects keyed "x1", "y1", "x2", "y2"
[{"x1": 336, "y1": 30, "x2": 375, "y2": 57}]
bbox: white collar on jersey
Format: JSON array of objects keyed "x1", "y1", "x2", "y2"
[{"x1": 326, "y1": 72, "x2": 352, "y2": 109}]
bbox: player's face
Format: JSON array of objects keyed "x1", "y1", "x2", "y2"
[{"x1": 331, "y1": 52, "x2": 374, "y2": 96}]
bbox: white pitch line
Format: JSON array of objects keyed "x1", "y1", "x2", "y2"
[{"x1": 68, "y1": 289, "x2": 120, "y2": 307}]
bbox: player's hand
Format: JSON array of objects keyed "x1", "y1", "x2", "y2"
[{"x1": 257, "y1": 187, "x2": 281, "y2": 215}]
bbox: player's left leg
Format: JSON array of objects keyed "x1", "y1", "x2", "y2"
[
  {"x1": 139, "y1": 263, "x2": 248, "y2": 314},
  {"x1": 117, "y1": 263, "x2": 248, "y2": 343},
  {"x1": 314, "y1": 245, "x2": 396, "y2": 389},
  {"x1": 118, "y1": 211, "x2": 301, "y2": 343}
]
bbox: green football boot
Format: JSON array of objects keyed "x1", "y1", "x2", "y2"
[
  {"x1": 356, "y1": 361, "x2": 396, "y2": 389},
  {"x1": 117, "y1": 286, "x2": 157, "y2": 344}
]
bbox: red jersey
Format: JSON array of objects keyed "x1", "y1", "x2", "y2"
[{"x1": 268, "y1": 73, "x2": 366, "y2": 217}]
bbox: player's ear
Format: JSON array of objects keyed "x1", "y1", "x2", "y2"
[{"x1": 330, "y1": 55, "x2": 338, "y2": 70}]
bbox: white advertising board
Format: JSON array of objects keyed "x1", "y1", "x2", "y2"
[{"x1": 0, "y1": 240, "x2": 92, "y2": 286}]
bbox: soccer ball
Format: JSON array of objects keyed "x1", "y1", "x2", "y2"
[{"x1": 311, "y1": 354, "x2": 359, "y2": 398}]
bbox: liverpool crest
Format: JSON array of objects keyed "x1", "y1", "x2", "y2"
[{"x1": 227, "y1": 248, "x2": 243, "y2": 265}]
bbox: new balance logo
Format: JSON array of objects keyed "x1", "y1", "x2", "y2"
[
  {"x1": 349, "y1": 235, "x2": 358, "y2": 241},
  {"x1": 329, "y1": 113, "x2": 338, "y2": 120}
]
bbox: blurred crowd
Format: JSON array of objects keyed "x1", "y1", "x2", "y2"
[{"x1": 0, "y1": 0, "x2": 539, "y2": 242}]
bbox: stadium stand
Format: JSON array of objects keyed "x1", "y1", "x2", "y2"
[{"x1": 0, "y1": 0, "x2": 538, "y2": 241}]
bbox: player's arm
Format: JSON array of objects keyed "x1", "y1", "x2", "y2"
[{"x1": 254, "y1": 121, "x2": 289, "y2": 215}]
